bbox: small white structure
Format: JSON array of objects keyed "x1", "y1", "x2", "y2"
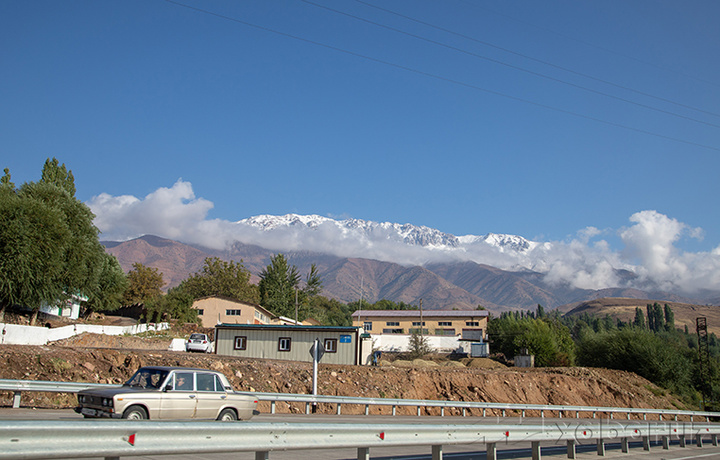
[{"x1": 39, "y1": 294, "x2": 87, "y2": 320}]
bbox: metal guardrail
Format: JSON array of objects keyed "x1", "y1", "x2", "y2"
[
  {"x1": 1, "y1": 419, "x2": 719, "y2": 460},
  {"x1": 1, "y1": 378, "x2": 718, "y2": 422}
]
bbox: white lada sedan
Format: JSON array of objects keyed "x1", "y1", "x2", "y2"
[{"x1": 75, "y1": 366, "x2": 258, "y2": 421}]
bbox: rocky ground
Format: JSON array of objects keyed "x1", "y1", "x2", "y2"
[{"x1": 0, "y1": 331, "x2": 691, "y2": 418}]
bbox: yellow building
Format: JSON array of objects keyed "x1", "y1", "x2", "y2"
[
  {"x1": 351, "y1": 309, "x2": 488, "y2": 341},
  {"x1": 192, "y1": 296, "x2": 274, "y2": 328}
]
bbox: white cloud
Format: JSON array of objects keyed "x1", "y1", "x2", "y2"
[{"x1": 88, "y1": 182, "x2": 720, "y2": 295}]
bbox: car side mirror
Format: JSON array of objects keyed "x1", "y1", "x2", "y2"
[{"x1": 164, "y1": 384, "x2": 173, "y2": 392}]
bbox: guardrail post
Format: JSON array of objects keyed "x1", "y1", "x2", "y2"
[
  {"x1": 662, "y1": 435, "x2": 670, "y2": 449},
  {"x1": 712, "y1": 434, "x2": 718, "y2": 446},
  {"x1": 609, "y1": 412, "x2": 613, "y2": 420},
  {"x1": 392, "y1": 405, "x2": 396, "y2": 416},
  {"x1": 696, "y1": 434, "x2": 703, "y2": 447},
  {"x1": 12, "y1": 391, "x2": 21, "y2": 408},
  {"x1": 357, "y1": 447, "x2": 369, "y2": 460},
  {"x1": 501, "y1": 409, "x2": 505, "y2": 417},
  {"x1": 540, "y1": 410, "x2": 544, "y2": 418},
  {"x1": 559, "y1": 410, "x2": 563, "y2": 418},
  {"x1": 462, "y1": 407, "x2": 466, "y2": 417},
  {"x1": 482, "y1": 408, "x2": 486, "y2": 417},
  {"x1": 255, "y1": 451, "x2": 269, "y2": 460},
  {"x1": 531, "y1": 441, "x2": 541, "y2": 460},
  {"x1": 621, "y1": 437, "x2": 629, "y2": 453},
  {"x1": 626, "y1": 413, "x2": 630, "y2": 420},
  {"x1": 336, "y1": 403, "x2": 342, "y2": 415},
  {"x1": 441, "y1": 407, "x2": 445, "y2": 417},
  {"x1": 575, "y1": 411, "x2": 579, "y2": 418},
  {"x1": 432, "y1": 444, "x2": 443, "y2": 460},
  {"x1": 418, "y1": 406, "x2": 421, "y2": 416},
  {"x1": 679, "y1": 436, "x2": 687, "y2": 448},
  {"x1": 597, "y1": 438, "x2": 605, "y2": 456},
  {"x1": 305, "y1": 402, "x2": 310, "y2": 414},
  {"x1": 642, "y1": 436, "x2": 650, "y2": 451},
  {"x1": 643, "y1": 413, "x2": 646, "y2": 421},
  {"x1": 270, "y1": 401, "x2": 276, "y2": 414},
  {"x1": 365, "y1": 404, "x2": 369, "y2": 416},
  {"x1": 486, "y1": 442, "x2": 497, "y2": 460},
  {"x1": 566, "y1": 440, "x2": 576, "y2": 459},
  {"x1": 592, "y1": 411, "x2": 596, "y2": 419},
  {"x1": 521, "y1": 409, "x2": 525, "y2": 417}
]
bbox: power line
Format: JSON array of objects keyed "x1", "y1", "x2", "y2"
[
  {"x1": 457, "y1": 0, "x2": 720, "y2": 90},
  {"x1": 354, "y1": 0, "x2": 720, "y2": 120},
  {"x1": 162, "y1": 0, "x2": 720, "y2": 152},
  {"x1": 302, "y1": 0, "x2": 720, "y2": 130}
]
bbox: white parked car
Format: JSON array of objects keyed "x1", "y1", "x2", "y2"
[
  {"x1": 185, "y1": 333, "x2": 213, "y2": 353},
  {"x1": 75, "y1": 366, "x2": 257, "y2": 421}
]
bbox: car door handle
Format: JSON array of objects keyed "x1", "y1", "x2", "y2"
[
  {"x1": 189, "y1": 395, "x2": 196, "y2": 399},
  {"x1": 221, "y1": 395, "x2": 227, "y2": 399}
]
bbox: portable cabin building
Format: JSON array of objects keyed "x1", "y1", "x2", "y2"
[{"x1": 214, "y1": 324, "x2": 360, "y2": 365}]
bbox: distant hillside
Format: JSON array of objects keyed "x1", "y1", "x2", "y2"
[
  {"x1": 563, "y1": 297, "x2": 720, "y2": 335},
  {"x1": 103, "y1": 235, "x2": 715, "y2": 314}
]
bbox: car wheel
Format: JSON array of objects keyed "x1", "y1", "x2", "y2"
[
  {"x1": 122, "y1": 405, "x2": 148, "y2": 420},
  {"x1": 217, "y1": 408, "x2": 237, "y2": 421}
]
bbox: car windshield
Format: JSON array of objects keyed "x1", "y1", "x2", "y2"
[
  {"x1": 124, "y1": 368, "x2": 169, "y2": 389},
  {"x1": 190, "y1": 334, "x2": 205, "y2": 340}
]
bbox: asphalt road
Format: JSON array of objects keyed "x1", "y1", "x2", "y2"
[{"x1": 3, "y1": 409, "x2": 720, "y2": 460}]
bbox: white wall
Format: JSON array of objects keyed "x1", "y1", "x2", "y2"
[
  {"x1": 0, "y1": 322, "x2": 170, "y2": 345},
  {"x1": 370, "y1": 334, "x2": 475, "y2": 353}
]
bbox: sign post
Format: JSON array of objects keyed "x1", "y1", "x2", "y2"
[{"x1": 309, "y1": 338, "x2": 325, "y2": 413}]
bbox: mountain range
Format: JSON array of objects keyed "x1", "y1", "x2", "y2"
[{"x1": 102, "y1": 214, "x2": 717, "y2": 313}]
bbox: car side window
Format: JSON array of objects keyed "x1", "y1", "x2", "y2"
[
  {"x1": 214, "y1": 375, "x2": 226, "y2": 392},
  {"x1": 196, "y1": 373, "x2": 216, "y2": 392},
  {"x1": 174, "y1": 372, "x2": 194, "y2": 391}
]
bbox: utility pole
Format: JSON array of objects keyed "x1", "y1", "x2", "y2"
[
  {"x1": 697, "y1": 317, "x2": 711, "y2": 409},
  {"x1": 419, "y1": 299, "x2": 423, "y2": 338}
]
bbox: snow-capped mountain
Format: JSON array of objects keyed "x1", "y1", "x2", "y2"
[{"x1": 237, "y1": 214, "x2": 537, "y2": 254}]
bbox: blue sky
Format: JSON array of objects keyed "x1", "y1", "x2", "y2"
[{"x1": 2, "y1": 0, "x2": 719, "y2": 260}]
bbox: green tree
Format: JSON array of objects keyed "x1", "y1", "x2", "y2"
[
  {"x1": 407, "y1": 330, "x2": 433, "y2": 359},
  {"x1": 123, "y1": 263, "x2": 164, "y2": 305},
  {"x1": 40, "y1": 157, "x2": 76, "y2": 197},
  {"x1": 180, "y1": 257, "x2": 258, "y2": 303},
  {"x1": 633, "y1": 307, "x2": 646, "y2": 329},
  {"x1": 1, "y1": 161, "x2": 106, "y2": 325},
  {"x1": 0, "y1": 183, "x2": 69, "y2": 322},
  {"x1": 664, "y1": 304, "x2": 675, "y2": 331},
  {"x1": 1, "y1": 168, "x2": 14, "y2": 189},
  {"x1": 84, "y1": 253, "x2": 128, "y2": 315},
  {"x1": 258, "y1": 254, "x2": 301, "y2": 317}
]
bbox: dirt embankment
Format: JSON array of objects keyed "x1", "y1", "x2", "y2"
[{"x1": 0, "y1": 333, "x2": 689, "y2": 416}]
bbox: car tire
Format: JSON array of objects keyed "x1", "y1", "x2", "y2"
[
  {"x1": 217, "y1": 408, "x2": 237, "y2": 421},
  {"x1": 122, "y1": 405, "x2": 148, "y2": 420}
]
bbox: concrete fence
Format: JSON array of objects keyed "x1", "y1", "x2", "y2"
[{"x1": 0, "y1": 322, "x2": 170, "y2": 346}]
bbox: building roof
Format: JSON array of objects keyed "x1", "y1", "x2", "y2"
[
  {"x1": 215, "y1": 323, "x2": 358, "y2": 332},
  {"x1": 350, "y1": 309, "x2": 489, "y2": 318}
]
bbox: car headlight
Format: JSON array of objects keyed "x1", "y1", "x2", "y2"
[
  {"x1": 102, "y1": 398, "x2": 113, "y2": 407},
  {"x1": 78, "y1": 395, "x2": 86, "y2": 403}
]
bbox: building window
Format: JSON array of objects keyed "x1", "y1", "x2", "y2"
[
  {"x1": 435, "y1": 328, "x2": 456, "y2": 336},
  {"x1": 412, "y1": 321, "x2": 426, "y2": 326},
  {"x1": 466, "y1": 321, "x2": 479, "y2": 326},
  {"x1": 386, "y1": 321, "x2": 400, "y2": 326},
  {"x1": 226, "y1": 309, "x2": 242, "y2": 316},
  {"x1": 383, "y1": 328, "x2": 404, "y2": 334},
  {"x1": 197, "y1": 309, "x2": 204, "y2": 316},
  {"x1": 409, "y1": 328, "x2": 429, "y2": 335},
  {"x1": 363, "y1": 321, "x2": 372, "y2": 331},
  {"x1": 438, "y1": 321, "x2": 453, "y2": 326},
  {"x1": 278, "y1": 337, "x2": 292, "y2": 352},
  {"x1": 324, "y1": 338, "x2": 338, "y2": 353},
  {"x1": 234, "y1": 336, "x2": 247, "y2": 350}
]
